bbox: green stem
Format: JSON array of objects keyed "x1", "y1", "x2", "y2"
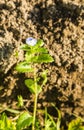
[
  {"x1": 32, "y1": 92, "x2": 38, "y2": 130},
  {"x1": 32, "y1": 69, "x2": 38, "y2": 130}
]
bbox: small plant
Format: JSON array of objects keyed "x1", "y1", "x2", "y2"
[
  {"x1": 15, "y1": 37, "x2": 54, "y2": 130},
  {"x1": 44, "y1": 106, "x2": 61, "y2": 130}
]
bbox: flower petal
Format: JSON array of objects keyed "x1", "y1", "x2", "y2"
[{"x1": 26, "y1": 37, "x2": 37, "y2": 46}]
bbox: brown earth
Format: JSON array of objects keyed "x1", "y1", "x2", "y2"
[{"x1": 0, "y1": 0, "x2": 84, "y2": 129}]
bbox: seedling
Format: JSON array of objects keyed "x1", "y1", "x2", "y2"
[{"x1": 16, "y1": 37, "x2": 54, "y2": 130}]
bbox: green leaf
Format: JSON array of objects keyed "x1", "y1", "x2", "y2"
[
  {"x1": 25, "y1": 79, "x2": 42, "y2": 94},
  {"x1": 40, "y1": 70, "x2": 48, "y2": 86},
  {"x1": 25, "y1": 79, "x2": 34, "y2": 92},
  {"x1": 32, "y1": 47, "x2": 48, "y2": 54},
  {"x1": 25, "y1": 53, "x2": 54, "y2": 63},
  {"x1": 35, "y1": 39, "x2": 44, "y2": 47},
  {"x1": 68, "y1": 118, "x2": 84, "y2": 130},
  {"x1": 20, "y1": 44, "x2": 32, "y2": 55},
  {"x1": 0, "y1": 113, "x2": 16, "y2": 130},
  {"x1": 37, "y1": 48, "x2": 48, "y2": 53},
  {"x1": 36, "y1": 54, "x2": 54, "y2": 63},
  {"x1": 16, "y1": 112, "x2": 33, "y2": 130},
  {"x1": 15, "y1": 62, "x2": 33, "y2": 72},
  {"x1": 20, "y1": 44, "x2": 31, "y2": 51},
  {"x1": 56, "y1": 108, "x2": 61, "y2": 130},
  {"x1": 5, "y1": 108, "x2": 20, "y2": 114},
  {"x1": 17, "y1": 95, "x2": 24, "y2": 107},
  {"x1": 37, "y1": 70, "x2": 48, "y2": 87}
]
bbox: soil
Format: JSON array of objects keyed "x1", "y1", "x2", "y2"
[{"x1": 0, "y1": 0, "x2": 84, "y2": 129}]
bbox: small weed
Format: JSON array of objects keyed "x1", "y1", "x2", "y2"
[{"x1": 15, "y1": 37, "x2": 54, "y2": 130}]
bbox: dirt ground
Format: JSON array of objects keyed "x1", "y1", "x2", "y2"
[{"x1": 0, "y1": 0, "x2": 84, "y2": 129}]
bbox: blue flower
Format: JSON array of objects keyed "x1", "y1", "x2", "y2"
[{"x1": 26, "y1": 37, "x2": 37, "y2": 46}]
